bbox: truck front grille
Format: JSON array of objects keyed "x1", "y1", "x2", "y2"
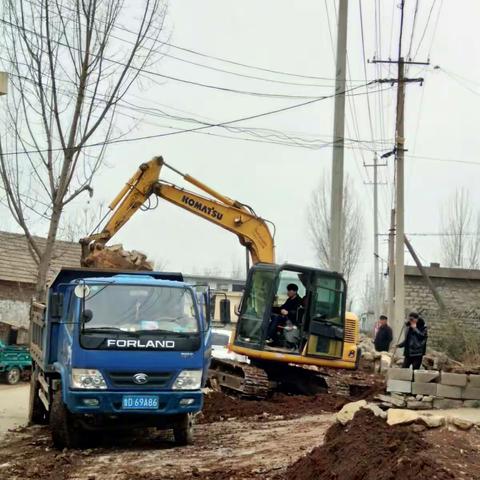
[{"x1": 107, "y1": 371, "x2": 173, "y2": 389}]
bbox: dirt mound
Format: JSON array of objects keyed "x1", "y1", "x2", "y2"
[
  {"x1": 281, "y1": 409, "x2": 454, "y2": 480},
  {"x1": 82, "y1": 244, "x2": 153, "y2": 270},
  {"x1": 198, "y1": 391, "x2": 347, "y2": 424}
]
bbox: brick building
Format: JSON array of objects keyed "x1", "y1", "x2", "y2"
[
  {"x1": 404, "y1": 263, "x2": 480, "y2": 348},
  {"x1": 0, "y1": 231, "x2": 80, "y2": 328}
]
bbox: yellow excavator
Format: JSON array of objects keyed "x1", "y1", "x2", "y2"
[{"x1": 80, "y1": 156, "x2": 360, "y2": 398}]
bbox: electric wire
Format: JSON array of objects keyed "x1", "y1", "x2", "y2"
[{"x1": 0, "y1": 18, "x2": 340, "y2": 101}]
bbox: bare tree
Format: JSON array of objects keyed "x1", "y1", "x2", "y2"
[
  {"x1": 307, "y1": 174, "x2": 364, "y2": 284},
  {"x1": 0, "y1": 0, "x2": 167, "y2": 296},
  {"x1": 441, "y1": 188, "x2": 480, "y2": 269}
]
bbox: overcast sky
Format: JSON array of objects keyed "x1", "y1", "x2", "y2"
[{"x1": 3, "y1": 1, "x2": 480, "y2": 308}]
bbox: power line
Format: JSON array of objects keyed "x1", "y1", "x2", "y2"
[
  {"x1": 22, "y1": 0, "x2": 359, "y2": 85},
  {"x1": 412, "y1": 0, "x2": 437, "y2": 59},
  {"x1": 358, "y1": 0, "x2": 376, "y2": 148},
  {"x1": 0, "y1": 80, "x2": 376, "y2": 157},
  {"x1": 5, "y1": 64, "x2": 393, "y2": 152},
  {"x1": 0, "y1": 18, "x2": 341, "y2": 101},
  {"x1": 406, "y1": 0, "x2": 420, "y2": 60},
  {"x1": 405, "y1": 154, "x2": 480, "y2": 166}
]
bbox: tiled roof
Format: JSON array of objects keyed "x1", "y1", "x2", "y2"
[{"x1": 0, "y1": 231, "x2": 81, "y2": 284}]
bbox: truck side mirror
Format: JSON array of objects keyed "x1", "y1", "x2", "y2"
[
  {"x1": 82, "y1": 309, "x2": 93, "y2": 323},
  {"x1": 220, "y1": 298, "x2": 231, "y2": 324},
  {"x1": 50, "y1": 293, "x2": 64, "y2": 319}
]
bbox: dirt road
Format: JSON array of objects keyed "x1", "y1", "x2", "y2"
[
  {"x1": 0, "y1": 411, "x2": 334, "y2": 479},
  {"x1": 0, "y1": 383, "x2": 29, "y2": 438}
]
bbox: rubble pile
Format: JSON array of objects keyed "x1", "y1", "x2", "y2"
[
  {"x1": 357, "y1": 334, "x2": 394, "y2": 372},
  {"x1": 380, "y1": 367, "x2": 480, "y2": 410},
  {"x1": 280, "y1": 409, "x2": 454, "y2": 480},
  {"x1": 82, "y1": 244, "x2": 153, "y2": 271}
]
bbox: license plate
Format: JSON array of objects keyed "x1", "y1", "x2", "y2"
[{"x1": 122, "y1": 395, "x2": 159, "y2": 410}]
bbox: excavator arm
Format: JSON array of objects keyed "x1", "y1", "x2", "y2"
[{"x1": 80, "y1": 156, "x2": 275, "y2": 265}]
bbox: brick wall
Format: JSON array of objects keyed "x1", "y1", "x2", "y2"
[
  {"x1": 405, "y1": 268, "x2": 480, "y2": 349},
  {"x1": 0, "y1": 280, "x2": 35, "y2": 328}
]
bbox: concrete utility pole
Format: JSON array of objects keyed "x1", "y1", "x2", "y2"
[
  {"x1": 387, "y1": 209, "x2": 396, "y2": 332},
  {"x1": 394, "y1": 57, "x2": 406, "y2": 337},
  {"x1": 372, "y1": 3, "x2": 428, "y2": 336},
  {"x1": 329, "y1": 0, "x2": 348, "y2": 273},
  {"x1": 373, "y1": 153, "x2": 380, "y2": 320},
  {"x1": 364, "y1": 154, "x2": 387, "y2": 320}
]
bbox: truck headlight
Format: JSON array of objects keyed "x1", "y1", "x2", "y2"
[
  {"x1": 71, "y1": 369, "x2": 107, "y2": 390},
  {"x1": 172, "y1": 370, "x2": 202, "y2": 390}
]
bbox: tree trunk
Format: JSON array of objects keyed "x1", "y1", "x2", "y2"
[{"x1": 35, "y1": 203, "x2": 63, "y2": 299}]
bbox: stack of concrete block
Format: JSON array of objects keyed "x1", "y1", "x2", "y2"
[{"x1": 384, "y1": 368, "x2": 480, "y2": 409}]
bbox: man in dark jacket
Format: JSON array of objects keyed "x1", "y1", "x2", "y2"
[
  {"x1": 374, "y1": 315, "x2": 393, "y2": 352},
  {"x1": 398, "y1": 312, "x2": 428, "y2": 369},
  {"x1": 266, "y1": 283, "x2": 302, "y2": 345}
]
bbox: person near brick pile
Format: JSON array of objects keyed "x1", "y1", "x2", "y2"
[
  {"x1": 374, "y1": 314, "x2": 393, "y2": 352},
  {"x1": 397, "y1": 312, "x2": 428, "y2": 370}
]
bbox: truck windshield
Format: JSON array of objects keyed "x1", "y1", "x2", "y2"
[{"x1": 82, "y1": 285, "x2": 198, "y2": 334}]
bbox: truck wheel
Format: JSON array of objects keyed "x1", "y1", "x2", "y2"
[
  {"x1": 50, "y1": 390, "x2": 84, "y2": 449},
  {"x1": 173, "y1": 413, "x2": 194, "y2": 446},
  {"x1": 6, "y1": 367, "x2": 21, "y2": 385}
]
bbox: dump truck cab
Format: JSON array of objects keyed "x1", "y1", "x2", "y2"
[
  {"x1": 29, "y1": 268, "x2": 212, "y2": 448},
  {"x1": 230, "y1": 263, "x2": 359, "y2": 370}
]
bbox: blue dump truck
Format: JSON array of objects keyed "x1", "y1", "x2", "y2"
[{"x1": 28, "y1": 268, "x2": 212, "y2": 449}]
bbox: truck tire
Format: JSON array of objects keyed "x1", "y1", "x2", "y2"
[
  {"x1": 173, "y1": 413, "x2": 194, "y2": 446},
  {"x1": 28, "y1": 365, "x2": 48, "y2": 425},
  {"x1": 50, "y1": 389, "x2": 84, "y2": 449},
  {"x1": 6, "y1": 367, "x2": 21, "y2": 385}
]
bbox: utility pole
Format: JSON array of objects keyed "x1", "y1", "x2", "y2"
[
  {"x1": 329, "y1": 0, "x2": 348, "y2": 273},
  {"x1": 387, "y1": 209, "x2": 395, "y2": 331},
  {"x1": 394, "y1": 57, "x2": 406, "y2": 337},
  {"x1": 373, "y1": 153, "x2": 380, "y2": 320},
  {"x1": 364, "y1": 154, "x2": 387, "y2": 320},
  {"x1": 372, "y1": 31, "x2": 428, "y2": 337}
]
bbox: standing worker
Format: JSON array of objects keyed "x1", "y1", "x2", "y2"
[
  {"x1": 374, "y1": 315, "x2": 393, "y2": 352},
  {"x1": 398, "y1": 312, "x2": 428, "y2": 370}
]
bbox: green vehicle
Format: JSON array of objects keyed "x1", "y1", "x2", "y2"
[{"x1": 0, "y1": 340, "x2": 32, "y2": 385}]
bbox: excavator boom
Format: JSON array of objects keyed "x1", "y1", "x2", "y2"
[{"x1": 80, "y1": 156, "x2": 275, "y2": 265}]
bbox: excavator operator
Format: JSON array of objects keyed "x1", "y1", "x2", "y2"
[{"x1": 266, "y1": 283, "x2": 302, "y2": 346}]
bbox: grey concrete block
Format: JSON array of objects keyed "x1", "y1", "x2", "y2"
[
  {"x1": 433, "y1": 398, "x2": 463, "y2": 409},
  {"x1": 387, "y1": 379, "x2": 412, "y2": 394},
  {"x1": 463, "y1": 400, "x2": 480, "y2": 408},
  {"x1": 462, "y1": 387, "x2": 480, "y2": 400},
  {"x1": 387, "y1": 368, "x2": 413, "y2": 382},
  {"x1": 413, "y1": 370, "x2": 439, "y2": 383},
  {"x1": 439, "y1": 372, "x2": 467, "y2": 387},
  {"x1": 406, "y1": 400, "x2": 433, "y2": 410},
  {"x1": 468, "y1": 375, "x2": 480, "y2": 387},
  {"x1": 437, "y1": 384, "x2": 463, "y2": 399},
  {"x1": 375, "y1": 393, "x2": 406, "y2": 407},
  {"x1": 412, "y1": 382, "x2": 438, "y2": 396}
]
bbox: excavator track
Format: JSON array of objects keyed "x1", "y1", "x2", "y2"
[{"x1": 208, "y1": 358, "x2": 271, "y2": 399}]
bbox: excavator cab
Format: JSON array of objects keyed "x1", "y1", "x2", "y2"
[{"x1": 231, "y1": 263, "x2": 358, "y2": 369}]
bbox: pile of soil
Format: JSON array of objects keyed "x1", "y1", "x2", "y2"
[
  {"x1": 281, "y1": 409, "x2": 454, "y2": 480},
  {"x1": 199, "y1": 391, "x2": 347, "y2": 424},
  {"x1": 318, "y1": 367, "x2": 386, "y2": 399},
  {"x1": 199, "y1": 369, "x2": 385, "y2": 425}
]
